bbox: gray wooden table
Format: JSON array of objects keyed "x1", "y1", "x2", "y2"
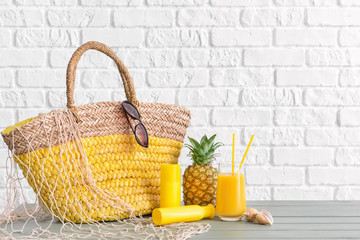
[
  {"x1": 2, "y1": 201, "x2": 360, "y2": 239},
  {"x1": 193, "y1": 201, "x2": 360, "y2": 239}
]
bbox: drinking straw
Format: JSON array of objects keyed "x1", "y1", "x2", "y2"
[
  {"x1": 238, "y1": 135, "x2": 254, "y2": 173},
  {"x1": 232, "y1": 133, "x2": 235, "y2": 176}
]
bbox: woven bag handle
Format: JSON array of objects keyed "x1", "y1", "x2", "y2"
[{"x1": 66, "y1": 41, "x2": 139, "y2": 122}]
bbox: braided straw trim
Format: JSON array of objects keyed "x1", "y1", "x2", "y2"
[
  {"x1": 66, "y1": 41, "x2": 139, "y2": 121},
  {"x1": 2, "y1": 101, "x2": 191, "y2": 156},
  {"x1": 2, "y1": 41, "x2": 191, "y2": 155}
]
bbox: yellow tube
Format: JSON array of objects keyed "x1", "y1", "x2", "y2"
[
  {"x1": 160, "y1": 164, "x2": 181, "y2": 208},
  {"x1": 152, "y1": 204, "x2": 215, "y2": 226}
]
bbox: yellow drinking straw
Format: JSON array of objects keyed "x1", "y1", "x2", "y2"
[
  {"x1": 238, "y1": 135, "x2": 254, "y2": 173},
  {"x1": 232, "y1": 133, "x2": 235, "y2": 176}
]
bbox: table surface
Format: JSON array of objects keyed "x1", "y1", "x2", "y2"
[
  {"x1": 3, "y1": 201, "x2": 360, "y2": 239},
  {"x1": 193, "y1": 201, "x2": 360, "y2": 239}
]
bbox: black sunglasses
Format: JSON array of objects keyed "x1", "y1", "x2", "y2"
[{"x1": 121, "y1": 101, "x2": 149, "y2": 148}]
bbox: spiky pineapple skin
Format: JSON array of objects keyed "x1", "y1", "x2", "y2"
[{"x1": 183, "y1": 164, "x2": 218, "y2": 206}]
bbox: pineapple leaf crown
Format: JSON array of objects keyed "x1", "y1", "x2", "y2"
[{"x1": 185, "y1": 134, "x2": 224, "y2": 165}]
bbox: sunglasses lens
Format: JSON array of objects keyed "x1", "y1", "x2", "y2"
[
  {"x1": 122, "y1": 101, "x2": 140, "y2": 119},
  {"x1": 135, "y1": 124, "x2": 149, "y2": 148}
]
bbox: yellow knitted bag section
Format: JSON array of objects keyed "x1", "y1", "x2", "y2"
[{"x1": 14, "y1": 133, "x2": 182, "y2": 223}]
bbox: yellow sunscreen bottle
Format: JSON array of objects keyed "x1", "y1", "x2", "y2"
[
  {"x1": 152, "y1": 204, "x2": 215, "y2": 226},
  {"x1": 160, "y1": 164, "x2": 181, "y2": 208}
]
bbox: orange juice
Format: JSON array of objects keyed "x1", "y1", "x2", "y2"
[{"x1": 216, "y1": 173, "x2": 246, "y2": 221}]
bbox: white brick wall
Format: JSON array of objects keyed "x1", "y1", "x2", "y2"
[{"x1": 0, "y1": 0, "x2": 360, "y2": 202}]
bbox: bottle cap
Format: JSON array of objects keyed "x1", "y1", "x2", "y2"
[{"x1": 204, "y1": 204, "x2": 215, "y2": 219}]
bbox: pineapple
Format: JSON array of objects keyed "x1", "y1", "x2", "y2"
[{"x1": 183, "y1": 134, "x2": 223, "y2": 206}]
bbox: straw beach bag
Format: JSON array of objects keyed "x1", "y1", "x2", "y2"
[{"x1": 1, "y1": 41, "x2": 191, "y2": 223}]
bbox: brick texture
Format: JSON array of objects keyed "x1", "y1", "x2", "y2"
[{"x1": 0, "y1": 2, "x2": 358, "y2": 202}]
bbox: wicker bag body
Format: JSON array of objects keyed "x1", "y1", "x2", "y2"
[{"x1": 1, "y1": 42, "x2": 191, "y2": 223}]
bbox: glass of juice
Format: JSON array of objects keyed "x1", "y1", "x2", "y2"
[{"x1": 216, "y1": 166, "x2": 246, "y2": 221}]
